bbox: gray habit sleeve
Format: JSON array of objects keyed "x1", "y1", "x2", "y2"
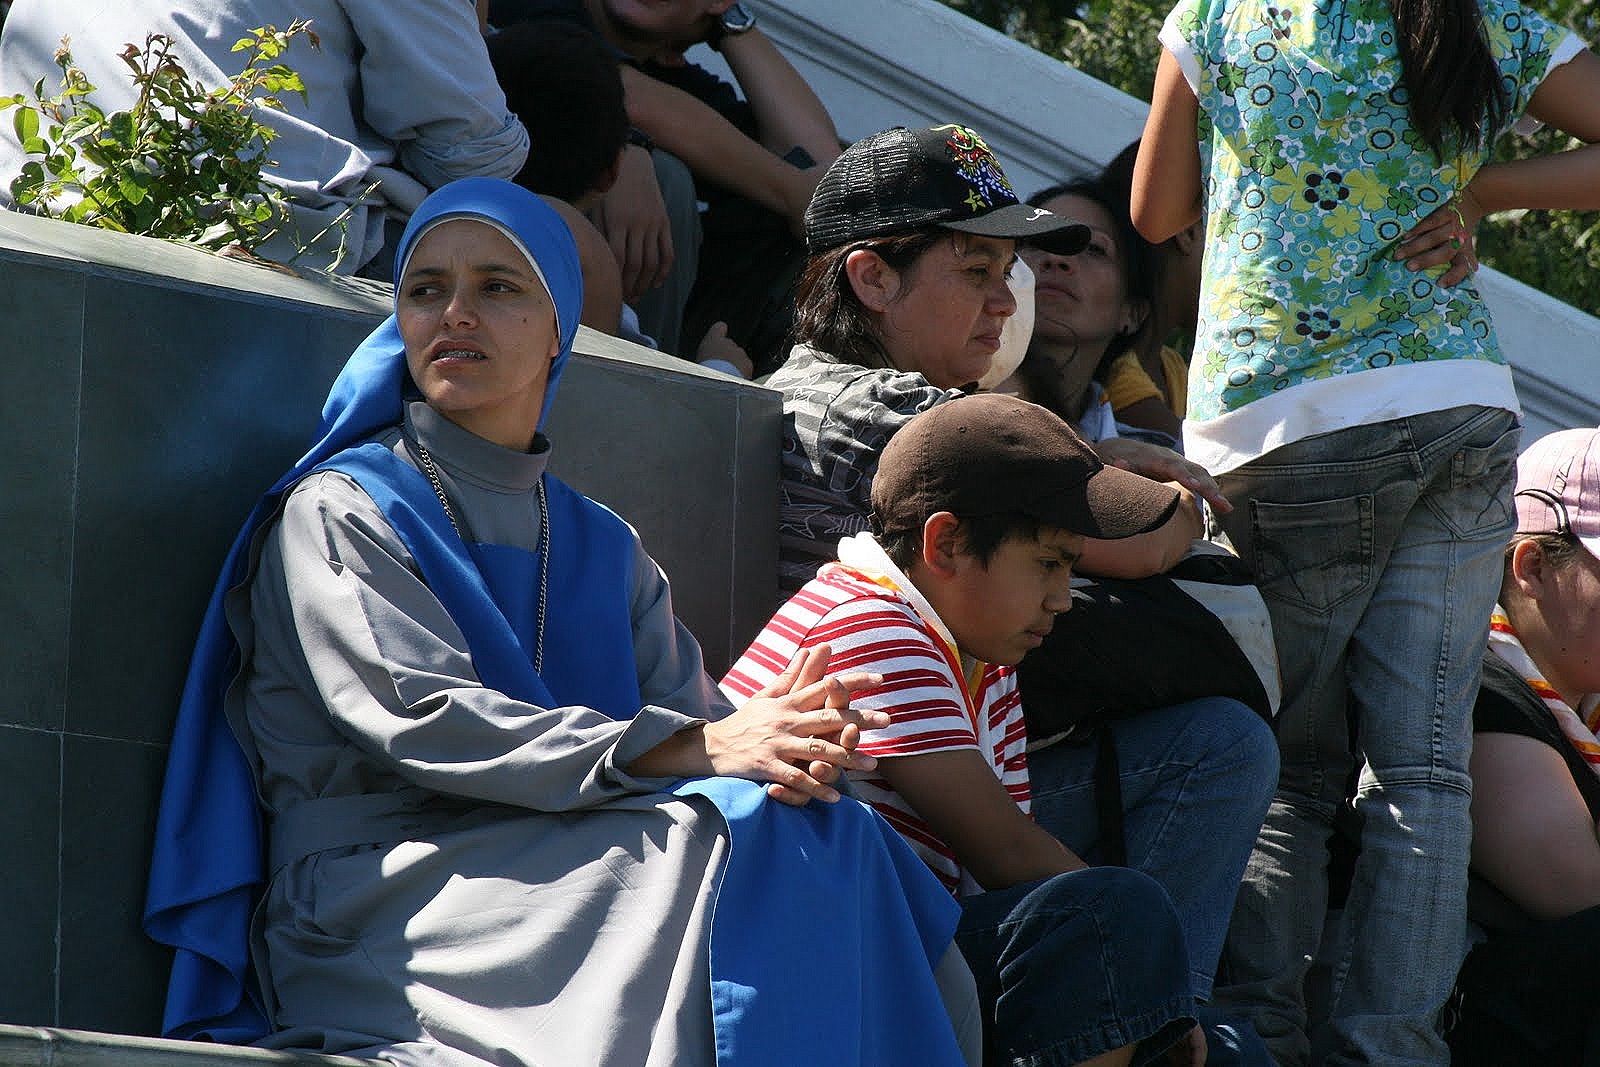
[{"x1": 255, "y1": 470, "x2": 722, "y2": 812}]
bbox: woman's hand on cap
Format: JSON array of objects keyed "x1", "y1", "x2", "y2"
[{"x1": 1092, "y1": 437, "x2": 1231, "y2": 514}]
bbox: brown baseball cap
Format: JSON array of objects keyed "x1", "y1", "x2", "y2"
[{"x1": 872, "y1": 393, "x2": 1181, "y2": 540}]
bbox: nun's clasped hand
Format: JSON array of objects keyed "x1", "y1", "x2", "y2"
[
  {"x1": 627, "y1": 644, "x2": 887, "y2": 806},
  {"x1": 703, "y1": 643, "x2": 888, "y2": 806}
]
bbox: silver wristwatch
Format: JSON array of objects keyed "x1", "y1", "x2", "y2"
[{"x1": 709, "y1": 3, "x2": 757, "y2": 49}]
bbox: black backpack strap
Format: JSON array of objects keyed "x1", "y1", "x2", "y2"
[{"x1": 1093, "y1": 726, "x2": 1127, "y2": 867}]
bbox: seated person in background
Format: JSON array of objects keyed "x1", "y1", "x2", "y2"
[
  {"x1": 0, "y1": 0, "x2": 526, "y2": 276},
  {"x1": 773, "y1": 124, "x2": 1220, "y2": 597},
  {"x1": 143, "y1": 177, "x2": 978, "y2": 1066},
  {"x1": 1449, "y1": 427, "x2": 1600, "y2": 1066},
  {"x1": 995, "y1": 176, "x2": 1180, "y2": 451},
  {"x1": 489, "y1": 0, "x2": 835, "y2": 365},
  {"x1": 725, "y1": 393, "x2": 1203, "y2": 1067},
  {"x1": 486, "y1": 20, "x2": 751, "y2": 375},
  {"x1": 768, "y1": 125, "x2": 1278, "y2": 1046},
  {"x1": 488, "y1": 22, "x2": 627, "y2": 223},
  {"x1": 1097, "y1": 140, "x2": 1204, "y2": 444}
]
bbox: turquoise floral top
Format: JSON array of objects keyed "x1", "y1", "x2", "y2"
[{"x1": 1164, "y1": 0, "x2": 1573, "y2": 465}]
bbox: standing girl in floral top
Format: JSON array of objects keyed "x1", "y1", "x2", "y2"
[{"x1": 1132, "y1": 1, "x2": 1600, "y2": 1063}]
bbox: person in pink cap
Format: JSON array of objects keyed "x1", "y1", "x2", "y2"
[{"x1": 1448, "y1": 426, "x2": 1600, "y2": 1065}]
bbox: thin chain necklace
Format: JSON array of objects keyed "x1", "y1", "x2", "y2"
[{"x1": 412, "y1": 438, "x2": 551, "y2": 675}]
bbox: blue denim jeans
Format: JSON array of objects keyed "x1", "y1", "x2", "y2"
[
  {"x1": 1027, "y1": 697, "x2": 1279, "y2": 1000},
  {"x1": 955, "y1": 867, "x2": 1196, "y2": 1067},
  {"x1": 1209, "y1": 406, "x2": 1520, "y2": 1066}
]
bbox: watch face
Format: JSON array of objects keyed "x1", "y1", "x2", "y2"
[{"x1": 722, "y1": 2, "x2": 756, "y2": 32}]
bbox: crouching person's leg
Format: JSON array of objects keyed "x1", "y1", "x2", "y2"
[
  {"x1": 1028, "y1": 698, "x2": 1278, "y2": 1000},
  {"x1": 955, "y1": 866, "x2": 1196, "y2": 1067}
]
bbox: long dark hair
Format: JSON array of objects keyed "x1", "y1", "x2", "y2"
[
  {"x1": 1390, "y1": 0, "x2": 1509, "y2": 160},
  {"x1": 790, "y1": 231, "x2": 952, "y2": 369},
  {"x1": 1097, "y1": 142, "x2": 1178, "y2": 366}
]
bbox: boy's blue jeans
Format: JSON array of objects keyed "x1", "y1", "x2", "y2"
[
  {"x1": 1026, "y1": 696, "x2": 1279, "y2": 1001},
  {"x1": 955, "y1": 867, "x2": 1196, "y2": 1067},
  {"x1": 1209, "y1": 405, "x2": 1519, "y2": 1066}
]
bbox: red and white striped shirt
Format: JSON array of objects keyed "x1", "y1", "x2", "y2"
[{"x1": 723, "y1": 538, "x2": 1030, "y2": 896}]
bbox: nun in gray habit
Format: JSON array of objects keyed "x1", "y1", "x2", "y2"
[{"x1": 144, "y1": 178, "x2": 978, "y2": 1067}]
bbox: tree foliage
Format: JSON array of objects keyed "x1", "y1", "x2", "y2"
[{"x1": 939, "y1": 0, "x2": 1600, "y2": 316}]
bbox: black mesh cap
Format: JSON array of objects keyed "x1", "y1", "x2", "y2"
[{"x1": 804, "y1": 125, "x2": 1091, "y2": 255}]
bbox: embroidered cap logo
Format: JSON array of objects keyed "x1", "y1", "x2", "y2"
[{"x1": 940, "y1": 125, "x2": 1016, "y2": 215}]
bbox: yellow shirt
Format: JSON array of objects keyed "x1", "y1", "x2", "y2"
[{"x1": 1104, "y1": 347, "x2": 1189, "y2": 420}]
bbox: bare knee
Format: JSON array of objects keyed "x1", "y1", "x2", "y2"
[{"x1": 539, "y1": 195, "x2": 622, "y2": 334}]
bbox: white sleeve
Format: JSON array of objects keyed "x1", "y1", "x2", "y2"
[
  {"x1": 1512, "y1": 32, "x2": 1589, "y2": 136},
  {"x1": 1160, "y1": 6, "x2": 1204, "y2": 95}
]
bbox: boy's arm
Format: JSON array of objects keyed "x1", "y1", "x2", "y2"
[
  {"x1": 589, "y1": 144, "x2": 675, "y2": 305},
  {"x1": 876, "y1": 750, "x2": 1087, "y2": 891},
  {"x1": 732, "y1": 596, "x2": 1079, "y2": 886}
]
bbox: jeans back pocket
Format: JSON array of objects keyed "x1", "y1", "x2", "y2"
[
  {"x1": 1429, "y1": 416, "x2": 1519, "y2": 541},
  {"x1": 1249, "y1": 494, "x2": 1375, "y2": 614}
]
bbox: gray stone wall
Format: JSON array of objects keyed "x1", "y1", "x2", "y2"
[{"x1": 0, "y1": 212, "x2": 778, "y2": 1036}]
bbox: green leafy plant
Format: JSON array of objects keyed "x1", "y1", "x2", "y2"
[{"x1": 0, "y1": 21, "x2": 318, "y2": 253}]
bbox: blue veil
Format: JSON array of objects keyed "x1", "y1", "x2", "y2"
[{"x1": 142, "y1": 179, "x2": 581, "y2": 1040}]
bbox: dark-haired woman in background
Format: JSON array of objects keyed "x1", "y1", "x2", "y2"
[
  {"x1": 1000, "y1": 177, "x2": 1179, "y2": 448},
  {"x1": 1133, "y1": 0, "x2": 1600, "y2": 1061},
  {"x1": 1097, "y1": 139, "x2": 1203, "y2": 446}
]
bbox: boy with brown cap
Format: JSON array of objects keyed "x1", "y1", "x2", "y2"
[{"x1": 726, "y1": 394, "x2": 1207, "y2": 1066}]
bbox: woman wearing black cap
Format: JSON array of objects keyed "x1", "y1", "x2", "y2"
[{"x1": 769, "y1": 123, "x2": 1216, "y2": 596}]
